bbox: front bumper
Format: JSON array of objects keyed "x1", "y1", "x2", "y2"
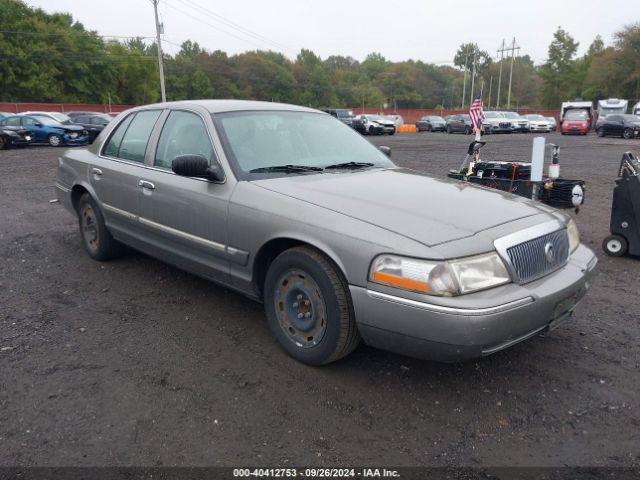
[
  {"x1": 351, "y1": 244, "x2": 597, "y2": 362},
  {"x1": 530, "y1": 124, "x2": 551, "y2": 132},
  {"x1": 63, "y1": 133, "x2": 90, "y2": 145}
]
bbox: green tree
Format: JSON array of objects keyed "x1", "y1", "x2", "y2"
[{"x1": 539, "y1": 27, "x2": 580, "y2": 107}]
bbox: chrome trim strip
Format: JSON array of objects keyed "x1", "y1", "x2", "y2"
[
  {"x1": 102, "y1": 203, "x2": 139, "y2": 221},
  {"x1": 55, "y1": 182, "x2": 71, "y2": 193},
  {"x1": 366, "y1": 290, "x2": 534, "y2": 316},
  {"x1": 137, "y1": 216, "x2": 227, "y2": 253}
]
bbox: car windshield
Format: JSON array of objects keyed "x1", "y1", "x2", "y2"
[
  {"x1": 460, "y1": 114, "x2": 471, "y2": 121},
  {"x1": 31, "y1": 115, "x2": 61, "y2": 126},
  {"x1": 484, "y1": 112, "x2": 501, "y2": 118},
  {"x1": 566, "y1": 110, "x2": 588, "y2": 120},
  {"x1": 501, "y1": 112, "x2": 520, "y2": 119},
  {"x1": 526, "y1": 114, "x2": 545, "y2": 120},
  {"x1": 430, "y1": 116, "x2": 445, "y2": 122},
  {"x1": 215, "y1": 111, "x2": 394, "y2": 175},
  {"x1": 367, "y1": 115, "x2": 385, "y2": 122},
  {"x1": 336, "y1": 110, "x2": 353, "y2": 118}
]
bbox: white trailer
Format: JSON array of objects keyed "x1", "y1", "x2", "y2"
[
  {"x1": 633, "y1": 102, "x2": 640, "y2": 116},
  {"x1": 597, "y1": 98, "x2": 628, "y2": 117}
]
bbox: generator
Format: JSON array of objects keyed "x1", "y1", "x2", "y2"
[
  {"x1": 602, "y1": 152, "x2": 640, "y2": 257},
  {"x1": 448, "y1": 140, "x2": 585, "y2": 209}
]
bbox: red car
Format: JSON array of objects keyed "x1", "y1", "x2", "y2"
[{"x1": 561, "y1": 109, "x2": 591, "y2": 135}]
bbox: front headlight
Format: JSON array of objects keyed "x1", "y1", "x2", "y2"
[
  {"x1": 369, "y1": 252, "x2": 511, "y2": 297},
  {"x1": 567, "y1": 219, "x2": 580, "y2": 253}
]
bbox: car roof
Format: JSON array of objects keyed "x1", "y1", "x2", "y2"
[{"x1": 134, "y1": 99, "x2": 320, "y2": 114}]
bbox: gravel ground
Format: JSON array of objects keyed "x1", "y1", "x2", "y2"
[{"x1": 0, "y1": 132, "x2": 639, "y2": 468}]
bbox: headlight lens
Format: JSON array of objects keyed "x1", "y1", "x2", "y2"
[
  {"x1": 369, "y1": 252, "x2": 510, "y2": 296},
  {"x1": 567, "y1": 219, "x2": 580, "y2": 253}
]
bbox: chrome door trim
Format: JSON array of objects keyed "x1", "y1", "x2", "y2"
[
  {"x1": 102, "y1": 203, "x2": 139, "y2": 221},
  {"x1": 366, "y1": 290, "x2": 534, "y2": 316}
]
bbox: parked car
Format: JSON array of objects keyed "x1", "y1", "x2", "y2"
[
  {"x1": 321, "y1": 109, "x2": 354, "y2": 127},
  {"x1": 0, "y1": 123, "x2": 33, "y2": 149},
  {"x1": 21, "y1": 111, "x2": 74, "y2": 125},
  {"x1": 524, "y1": 114, "x2": 552, "y2": 133},
  {"x1": 500, "y1": 111, "x2": 530, "y2": 132},
  {"x1": 0, "y1": 111, "x2": 14, "y2": 119},
  {"x1": 482, "y1": 111, "x2": 512, "y2": 134},
  {"x1": 560, "y1": 109, "x2": 590, "y2": 135},
  {"x1": 546, "y1": 116, "x2": 557, "y2": 131},
  {"x1": 56, "y1": 100, "x2": 596, "y2": 365},
  {"x1": 560, "y1": 101, "x2": 594, "y2": 125},
  {"x1": 0, "y1": 114, "x2": 89, "y2": 146},
  {"x1": 66, "y1": 111, "x2": 103, "y2": 120},
  {"x1": 353, "y1": 114, "x2": 395, "y2": 135},
  {"x1": 445, "y1": 114, "x2": 473, "y2": 134},
  {"x1": 416, "y1": 115, "x2": 447, "y2": 132},
  {"x1": 69, "y1": 113, "x2": 113, "y2": 143},
  {"x1": 595, "y1": 114, "x2": 640, "y2": 139}
]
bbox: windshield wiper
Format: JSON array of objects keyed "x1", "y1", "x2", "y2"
[
  {"x1": 249, "y1": 164, "x2": 323, "y2": 174},
  {"x1": 324, "y1": 161, "x2": 375, "y2": 170}
]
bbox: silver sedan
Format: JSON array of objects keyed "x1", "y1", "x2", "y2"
[{"x1": 56, "y1": 100, "x2": 597, "y2": 365}]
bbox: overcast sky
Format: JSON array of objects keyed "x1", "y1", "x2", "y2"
[{"x1": 26, "y1": 0, "x2": 635, "y2": 65}]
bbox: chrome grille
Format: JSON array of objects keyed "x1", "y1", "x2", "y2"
[{"x1": 506, "y1": 229, "x2": 569, "y2": 283}]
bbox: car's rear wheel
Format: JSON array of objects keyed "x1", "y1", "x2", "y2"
[
  {"x1": 623, "y1": 128, "x2": 633, "y2": 139},
  {"x1": 602, "y1": 235, "x2": 628, "y2": 257},
  {"x1": 264, "y1": 246, "x2": 360, "y2": 365},
  {"x1": 48, "y1": 134, "x2": 62, "y2": 147},
  {"x1": 465, "y1": 126, "x2": 471, "y2": 135},
  {"x1": 0, "y1": 136, "x2": 5, "y2": 150},
  {"x1": 77, "y1": 193, "x2": 123, "y2": 261},
  {"x1": 446, "y1": 125, "x2": 452, "y2": 134},
  {"x1": 596, "y1": 128, "x2": 605, "y2": 137}
]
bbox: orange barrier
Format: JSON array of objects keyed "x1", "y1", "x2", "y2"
[{"x1": 397, "y1": 124, "x2": 417, "y2": 133}]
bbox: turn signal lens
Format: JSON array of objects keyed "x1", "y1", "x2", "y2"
[{"x1": 369, "y1": 255, "x2": 457, "y2": 296}]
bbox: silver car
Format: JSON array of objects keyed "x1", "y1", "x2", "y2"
[{"x1": 55, "y1": 100, "x2": 597, "y2": 365}]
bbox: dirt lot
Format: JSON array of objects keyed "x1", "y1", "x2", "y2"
[{"x1": 1, "y1": 132, "x2": 639, "y2": 468}]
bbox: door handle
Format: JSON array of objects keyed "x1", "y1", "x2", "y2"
[
  {"x1": 92, "y1": 168, "x2": 103, "y2": 176},
  {"x1": 138, "y1": 180, "x2": 155, "y2": 190}
]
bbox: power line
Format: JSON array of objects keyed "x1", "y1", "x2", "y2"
[{"x1": 0, "y1": 30, "x2": 157, "y2": 39}]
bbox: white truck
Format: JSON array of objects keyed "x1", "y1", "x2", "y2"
[{"x1": 597, "y1": 98, "x2": 628, "y2": 117}]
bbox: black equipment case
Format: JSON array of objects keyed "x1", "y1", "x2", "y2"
[{"x1": 603, "y1": 152, "x2": 640, "y2": 257}]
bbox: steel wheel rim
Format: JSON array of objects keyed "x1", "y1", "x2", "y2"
[
  {"x1": 81, "y1": 204, "x2": 99, "y2": 252},
  {"x1": 607, "y1": 239, "x2": 622, "y2": 253},
  {"x1": 274, "y1": 268, "x2": 327, "y2": 349}
]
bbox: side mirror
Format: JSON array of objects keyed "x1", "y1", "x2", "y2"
[
  {"x1": 379, "y1": 146, "x2": 391, "y2": 158},
  {"x1": 172, "y1": 154, "x2": 224, "y2": 181}
]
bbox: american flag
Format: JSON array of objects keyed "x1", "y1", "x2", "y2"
[{"x1": 469, "y1": 97, "x2": 485, "y2": 134}]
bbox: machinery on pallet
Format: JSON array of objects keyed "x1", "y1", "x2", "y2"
[
  {"x1": 448, "y1": 138, "x2": 585, "y2": 210},
  {"x1": 602, "y1": 152, "x2": 640, "y2": 257}
]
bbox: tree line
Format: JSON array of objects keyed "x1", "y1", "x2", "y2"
[{"x1": 1, "y1": 0, "x2": 638, "y2": 110}]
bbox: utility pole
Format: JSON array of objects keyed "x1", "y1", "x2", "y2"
[
  {"x1": 461, "y1": 53, "x2": 469, "y2": 109},
  {"x1": 469, "y1": 45, "x2": 477, "y2": 107},
  {"x1": 507, "y1": 37, "x2": 520, "y2": 109},
  {"x1": 496, "y1": 39, "x2": 505, "y2": 109},
  {"x1": 153, "y1": 0, "x2": 166, "y2": 102},
  {"x1": 487, "y1": 76, "x2": 493, "y2": 109}
]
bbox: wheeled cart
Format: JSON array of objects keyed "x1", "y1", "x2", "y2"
[{"x1": 603, "y1": 152, "x2": 640, "y2": 257}]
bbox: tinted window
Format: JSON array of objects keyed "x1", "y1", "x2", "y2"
[
  {"x1": 104, "y1": 111, "x2": 160, "y2": 162},
  {"x1": 103, "y1": 114, "x2": 135, "y2": 158},
  {"x1": 75, "y1": 116, "x2": 89, "y2": 124},
  {"x1": 22, "y1": 116, "x2": 43, "y2": 126},
  {"x1": 2, "y1": 116, "x2": 21, "y2": 126},
  {"x1": 91, "y1": 116, "x2": 109, "y2": 126},
  {"x1": 154, "y1": 111, "x2": 213, "y2": 169}
]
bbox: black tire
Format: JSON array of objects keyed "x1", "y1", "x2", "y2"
[
  {"x1": 367, "y1": 126, "x2": 375, "y2": 136},
  {"x1": 623, "y1": 128, "x2": 633, "y2": 139},
  {"x1": 264, "y1": 246, "x2": 360, "y2": 365},
  {"x1": 464, "y1": 126, "x2": 471, "y2": 135},
  {"x1": 0, "y1": 136, "x2": 5, "y2": 150},
  {"x1": 427, "y1": 125, "x2": 432, "y2": 132},
  {"x1": 446, "y1": 125, "x2": 452, "y2": 134},
  {"x1": 77, "y1": 193, "x2": 123, "y2": 261},
  {"x1": 602, "y1": 235, "x2": 628, "y2": 257},
  {"x1": 48, "y1": 134, "x2": 63, "y2": 147},
  {"x1": 596, "y1": 128, "x2": 604, "y2": 137}
]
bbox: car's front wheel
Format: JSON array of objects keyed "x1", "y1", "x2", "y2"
[
  {"x1": 77, "y1": 193, "x2": 123, "y2": 261},
  {"x1": 623, "y1": 128, "x2": 633, "y2": 139},
  {"x1": 596, "y1": 128, "x2": 605, "y2": 137},
  {"x1": 48, "y1": 134, "x2": 63, "y2": 147},
  {"x1": 264, "y1": 246, "x2": 360, "y2": 365}
]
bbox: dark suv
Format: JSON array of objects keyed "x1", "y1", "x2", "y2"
[
  {"x1": 596, "y1": 114, "x2": 640, "y2": 139},
  {"x1": 322, "y1": 109, "x2": 355, "y2": 127},
  {"x1": 446, "y1": 114, "x2": 473, "y2": 134}
]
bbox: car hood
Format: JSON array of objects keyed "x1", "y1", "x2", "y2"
[{"x1": 252, "y1": 168, "x2": 556, "y2": 246}]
